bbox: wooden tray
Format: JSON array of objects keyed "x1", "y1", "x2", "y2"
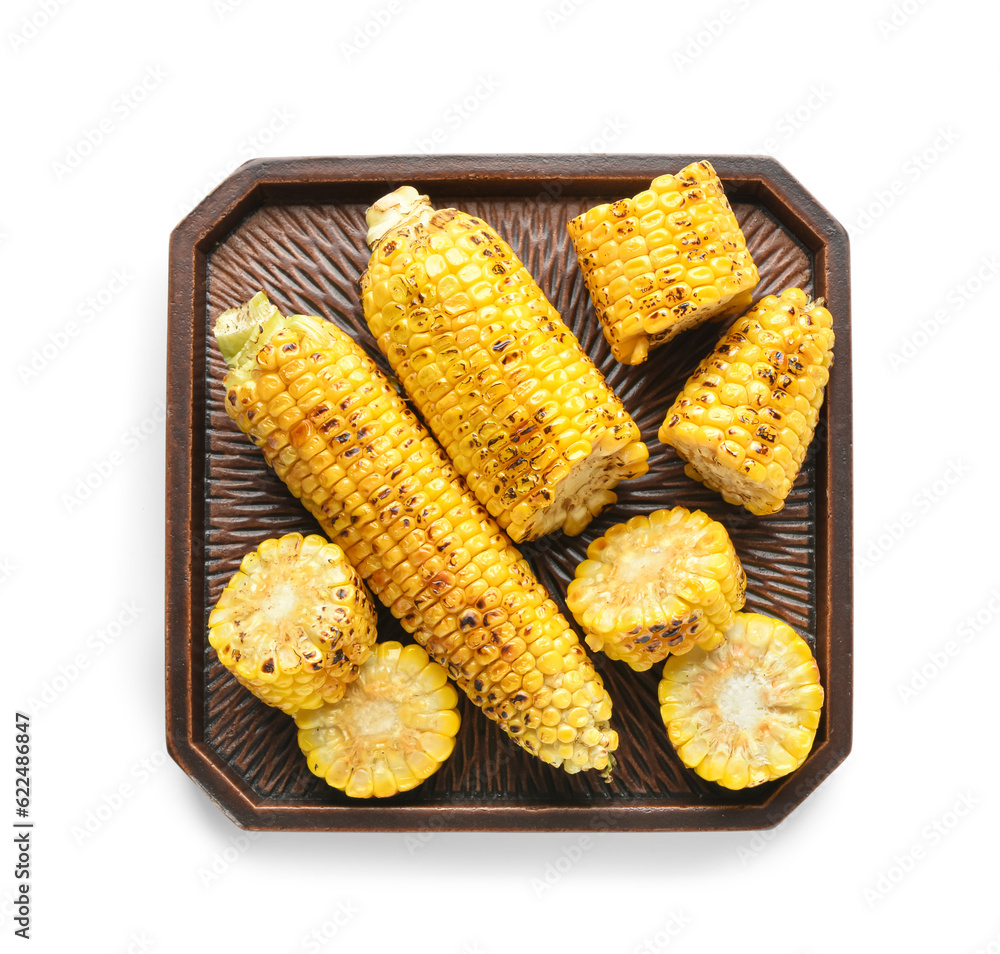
[{"x1": 166, "y1": 155, "x2": 852, "y2": 831}]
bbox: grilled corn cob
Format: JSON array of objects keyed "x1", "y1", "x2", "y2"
[
  {"x1": 659, "y1": 611, "x2": 824, "y2": 789},
  {"x1": 658, "y1": 288, "x2": 835, "y2": 515},
  {"x1": 566, "y1": 160, "x2": 758, "y2": 365},
  {"x1": 215, "y1": 291, "x2": 618, "y2": 774},
  {"x1": 360, "y1": 186, "x2": 648, "y2": 543},
  {"x1": 297, "y1": 641, "x2": 460, "y2": 797},
  {"x1": 207, "y1": 532, "x2": 378, "y2": 715},
  {"x1": 565, "y1": 507, "x2": 745, "y2": 671}
]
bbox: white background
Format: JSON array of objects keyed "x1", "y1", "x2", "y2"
[{"x1": 4, "y1": 0, "x2": 999, "y2": 950}]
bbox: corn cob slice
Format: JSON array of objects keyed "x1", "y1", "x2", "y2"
[
  {"x1": 207, "y1": 532, "x2": 378, "y2": 715},
  {"x1": 214, "y1": 292, "x2": 618, "y2": 775},
  {"x1": 565, "y1": 507, "x2": 746, "y2": 671},
  {"x1": 658, "y1": 288, "x2": 835, "y2": 515},
  {"x1": 659, "y1": 612, "x2": 824, "y2": 789},
  {"x1": 566, "y1": 160, "x2": 759, "y2": 365},
  {"x1": 296, "y1": 641, "x2": 460, "y2": 798},
  {"x1": 360, "y1": 186, "x2": 648, "y2": 543}
]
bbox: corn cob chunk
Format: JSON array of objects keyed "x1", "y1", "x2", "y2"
[
  {"x1": 214, "y1": 292, "x2": 618, "y2": 775},
  {"x1": 566, "y1": 160, "x2": 759, "y2": 365},
  {"x1": 658, "y1": 288, "x2": 835, "y2": 515},
  {"x1": 207, "y1": 532, "x2": 378, "y2": 715},
  {"x1": 296, "y1": 641, "x2": 460, "y2": 798},
  {"x1": 361, "y1": 186, "x2": 648, "y2": 543},
  {"x1": 659, "y1": 611, "x2": 824, "y2": 789},
  {"x1": 565, "y1": 507, "x2": 746, "y2": 671}
]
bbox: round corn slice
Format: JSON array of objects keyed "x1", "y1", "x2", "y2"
[
  {"x1": 659, "y1": 611, "x2": 824, "y2": 789},
  {"x1": 296, "y1": 641, "x2": 461, "y2": 798},
  {"x1": 208, "y1": 533, "x2": 378, "y2": 715},
  {"x1": 565, "y1": 507, "x2": 746, "y2": 671}
]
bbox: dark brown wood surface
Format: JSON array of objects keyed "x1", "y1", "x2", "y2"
[{"x1": 166, "y1": 155, "x2": 852, "y2": 831}]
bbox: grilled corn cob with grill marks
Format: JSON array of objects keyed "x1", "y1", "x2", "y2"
[
  {"x1": 567, "y1": 160, "x2": 759, "y2": 365},
  {"x1": 658, "y1": 288, "x2": 834, "y2": 515},
  {"x1": 566, "y1": 507, "x2": 745, "y2": 671},
  {"x1": 659, "y1": 611, "x2": 824, "y2": 789},
  {"x1": 207, "y1": 532, "x2": 378, "y2": 715},
  {"x1": 297, "y1": 641, "x2": 460, "y2": 798},
  {"x1": 361, "y1": 187, "x2": 648, "y2": 543},
  {"x1": 215, "y1": 292, "x2": 618, "y2": 774}
]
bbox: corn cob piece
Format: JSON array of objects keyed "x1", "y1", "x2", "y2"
[
  {"x1": 566, "y1": 160, "x2": 759, "y2": 365},
  {"x1": 360, "y1": 186, "x2": 648, "y2": 543},
  {"x1": 297, "y1": 641, "x2": 460, "y2": 798},
  {"x1": 658, "y1": 288, "x2": 835, "y2": 515},
  {"x1": 214, "y1": 292, "x2": 618, "y2": 775},
  {"x1": 207, "y1": 532, "x2": 378, "y2": 715},
  {"x1": 659, "y1": 611, "x2": 824, "y2": 789},
  {"x1": 565, "y1": 507, "x2": 746, "y2": 671}
]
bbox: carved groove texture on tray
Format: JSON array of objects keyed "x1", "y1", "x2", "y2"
[{"x1": 202, "y1": 191, "x2": 818, "y2": 807}]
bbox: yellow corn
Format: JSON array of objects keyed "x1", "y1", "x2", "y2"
[
  {"x1": 659, "y1": 611, "x2": 824, "y2": 789},
  {"x1": 297, "y1": 641, "x2": 460, "y2": 798},
  {"x1": 565, "y1": 507, "x2": 745, "y2": 671},
  {"x1": 360, "y1": 186, "x2": 648, "y2": 543},
  {"x1": 214, "y1": 292, "x2": 618, "y2": 775},
  {"x1": 658, "y1": 287, "x2": 835, "y2": 515},
  {"x1": 566, "y1": 160, "x2": 758, "y2": 364},
  {"x1": 207, "y1": 532, "x2": 378, "y2": 715}
]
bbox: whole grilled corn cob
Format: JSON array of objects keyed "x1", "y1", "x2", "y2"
[
  {"x1": 659, "y1": 611, "x2": 824, "y2": 789},
  {"x1": 297, "y1": 641, "x2": 460, "y2": 798},
  {"x1": 566, "y1": 160, "x2": 759, "y2": 365},
  {"x1": 207, "y1": 532, "x2": 378, "y2": 715},
  {"x1": 565, "y1": 507, "x2": 746, "y2": 671},
  {"x1": 658, "y1": 288, "x2": 834, "y2": 515},
  {"x1": 360, "y1": 186, "x2": 648, "y2": 543},
  {"x1": 215, "y1": 291, "x2": 618, "y2": 774}
]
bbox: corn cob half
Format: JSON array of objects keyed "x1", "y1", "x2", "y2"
[
  {"x1": 565, "y1": 507, "x2": 746, "y2": 671},
  {"x1": 658, "y1": 288, "x2": 835, "y2": 515},
  {"x1": 360, "y1": 186, "x2": 648, "y2": 543},
  {"x1": 297, "y1": 641, "x2": 460, "y2": 798},
  {"x1": 214, "y1": 292, "x2": 618, "y2": 775},
  {"x1": 567, "y1": 160, "x2": 759, "y2": 365},
  {"x1": 659, "y1": 612, "x2": 824, "y2": 789},
  {"x1": 207, "y1": 532, "x2": 378, "y2": 715}
]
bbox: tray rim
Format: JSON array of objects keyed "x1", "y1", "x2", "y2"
[{"x1": 166, "y1": 154, "x2": 853, "y2": 832}]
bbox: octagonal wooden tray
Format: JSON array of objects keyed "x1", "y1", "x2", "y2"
[{"x1": 166, "y1": 155, "x2": 852, "y2": 831}]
